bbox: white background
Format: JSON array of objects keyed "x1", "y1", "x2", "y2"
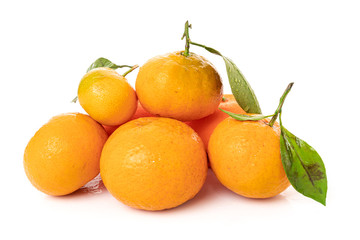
[{"x1": 1, "y1": 0, "x2": 359, "y2": 239}]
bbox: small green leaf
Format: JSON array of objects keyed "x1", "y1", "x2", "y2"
[
  {"x1": 86, "y1": 57, "x2": 132, "y2": 73},
  {"x1": 190, "y1": 42, "x2": 262, "y2": 114},
  {"x1": 220, "y1": 109, "x2": 273, "y2": 121},
  {"x1": 280, "y1": 126, "x2": 327, "y2": 205},
  {"x1": 222, "y1": 57, "x2": 262, "y2": 114}
]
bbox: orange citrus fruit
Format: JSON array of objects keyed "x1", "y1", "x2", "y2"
[
  {"x1": 135, "y1": 51, "x2": 223, "y2": 121},
  {"x1": 24, "y1": 113, "x2": 108, "y2": 196},
  {"x1": 78, "y1": 67, "x2": 137, "y2": 126},
  {"x1": 100, "y1": 117, "x2": 208, "y2": 211},
  {"x1": 102, "y1": 101, "x2": 155, "y2": 135},
  {"x1": 208, "y1": 117, "x2": 290, "y2": 198},
  {"x1": 188, "y1": 94, "x2": 246, "y2": 150}
]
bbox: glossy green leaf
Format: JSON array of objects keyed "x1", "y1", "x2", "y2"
[
  {"x1": 220, "y1": 109, "x2": 273, "y2": 121},
  {"x1": 87, "y1": 57, "x2": 132, "y2": 73},
  {"x1": 190, "y1": 42, "x2": 262, "y2": 114},
  {"x1": 280, "y1": 126, "x2": 327, "y2": 205},
  {"x1": 222, "y1": 57, "x2": 262, "y2": 114}
]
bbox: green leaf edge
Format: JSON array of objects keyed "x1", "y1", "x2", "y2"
[
  {"x1": 86, "y1": 57, "x2": 132, "y2": 73},
  {"x1": 280, "y1": 126, "x2": 328, "y2": 206},
  {"x1": 222, "y1": 56, "x2": 262, "y2": 114},
  {"x1": 189, "y1": 42, "x2": 262, "y2": 114},
  {"x1": 220, "y1": 109, "x2": 273, "y2": 121}
]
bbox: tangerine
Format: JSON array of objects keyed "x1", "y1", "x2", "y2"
[
  {"x1": 24, "y1": 113, "x2": 108, "y2": 196},
  {"x1": 100, "y1": 117, "x2": 207, "y2": 211},
  {"x1": 135, "y1": 51, "x2": 223, "y2": 121},
  {"x1": 78, "y1": 67, "x2": 137, "y2": 126},
  {"x1": 208, "y1": 117, "x2": 290, "y2": 198}
]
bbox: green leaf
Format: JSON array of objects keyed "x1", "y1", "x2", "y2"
[
  {"x1": 220, "y1": 109, "x2": 273, "y2": 121},
  {"x1": 190, "y1": 42, "x2": 262, "y2": 114},
  {"x1": 86, "y1": 57, "x2": 132, "y2": 73},
  {"x1": 222, "y1": 57, "x2": 262, "y2": 114},
  {"x1": 280, "y1": 126, "x2": 327, "y2": 205}
]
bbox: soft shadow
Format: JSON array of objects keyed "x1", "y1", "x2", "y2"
[
  {"x1": 47, "y1": 169, "x2": 290, "y2": 211},
  {"x1": 234, "y1": 191, "x2": 291, "y2": 206},
  {"x1": 159, "y1": 169, "x2": 291, "y2": 213},
  {"x1": 193, "y1": 169, "x2": 233, "y2": 200},
  {"x1": 151, "y1": 169, "x2": 229, "y2": 213}
]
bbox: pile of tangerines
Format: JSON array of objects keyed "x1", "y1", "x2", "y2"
[{"x1": 24, "y1": 31, "x2": 291, "y2": 212}]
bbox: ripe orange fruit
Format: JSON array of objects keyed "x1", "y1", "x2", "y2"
[
  {"x1": 135, "y1": 51, "x2": 223, "y2": 121},
  {"x1": 102, "y1": 101, "x2": 155, "y2": 135},
  {"x1": 78, "y1": 67, "x2": 137, "y2": 126},
  {"x1": 100, "y1": 117, "x2": 207, "y2": 211},
  {"x1": 24, "y1": 113, "x2": 108, "y2": 196},
  {"x1": 188, "y1": 94, "x2": 246, "y2": 150},
  {"x1": 208, "y1": 117, "x2": 290, "y2": 198}
]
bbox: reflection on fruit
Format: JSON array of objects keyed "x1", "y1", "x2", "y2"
[
  {"x1": 100, "y1": 117, "x2": 207, "y2": 211},
  {"x1": 136, "y1": 51, "x2": 223, "y2": 121},
  {"x1": 24, "y1": 113, "x2": 108, "y2": 196},
  {"x1": 78, "y1": 67, "x2": 137, "y2": 126},
  {"x1": 208, "y1": 117, "x2": 290, "y2": 198}
]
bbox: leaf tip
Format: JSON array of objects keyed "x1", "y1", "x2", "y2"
[
  {"x1": 71, "y1": 96, "x2": 78, "y2": 103},
  {"x1": 315, "y1": 195, "x2": 327, "y2": 206}
]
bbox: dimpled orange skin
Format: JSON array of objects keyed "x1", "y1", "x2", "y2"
[
  {"x1": 135, "y1": 51, "x2": 223, "y2": 121},
  {"x1": 78, "y1": 67, "x2": 137, "y2": 126},
  {"x1": 208, "y1": 117, "x2": 290, "y2": 198},
  {"x1": 102, "y1": 101, "x2": 155, "y2": 135},
  {"x1": 24, "y1": 113, "x2": 108, "y2": 196},
  {"x1": 100, "y1": 117, "x2": 208, "y2": 211},
  {"x1": 188, "y1": 94, "x2": 246, "y2": 151}
]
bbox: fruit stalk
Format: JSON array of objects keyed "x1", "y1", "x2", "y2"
[
  {"x1": 268, "y1": 82, "x2": 294, "y2": 127},
  {"x1": 122, "y1": 65, "x2": 139, "y2": 77},
  {"x1": 181, "y1": 21, "x2": 192, "y2": 57}
]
